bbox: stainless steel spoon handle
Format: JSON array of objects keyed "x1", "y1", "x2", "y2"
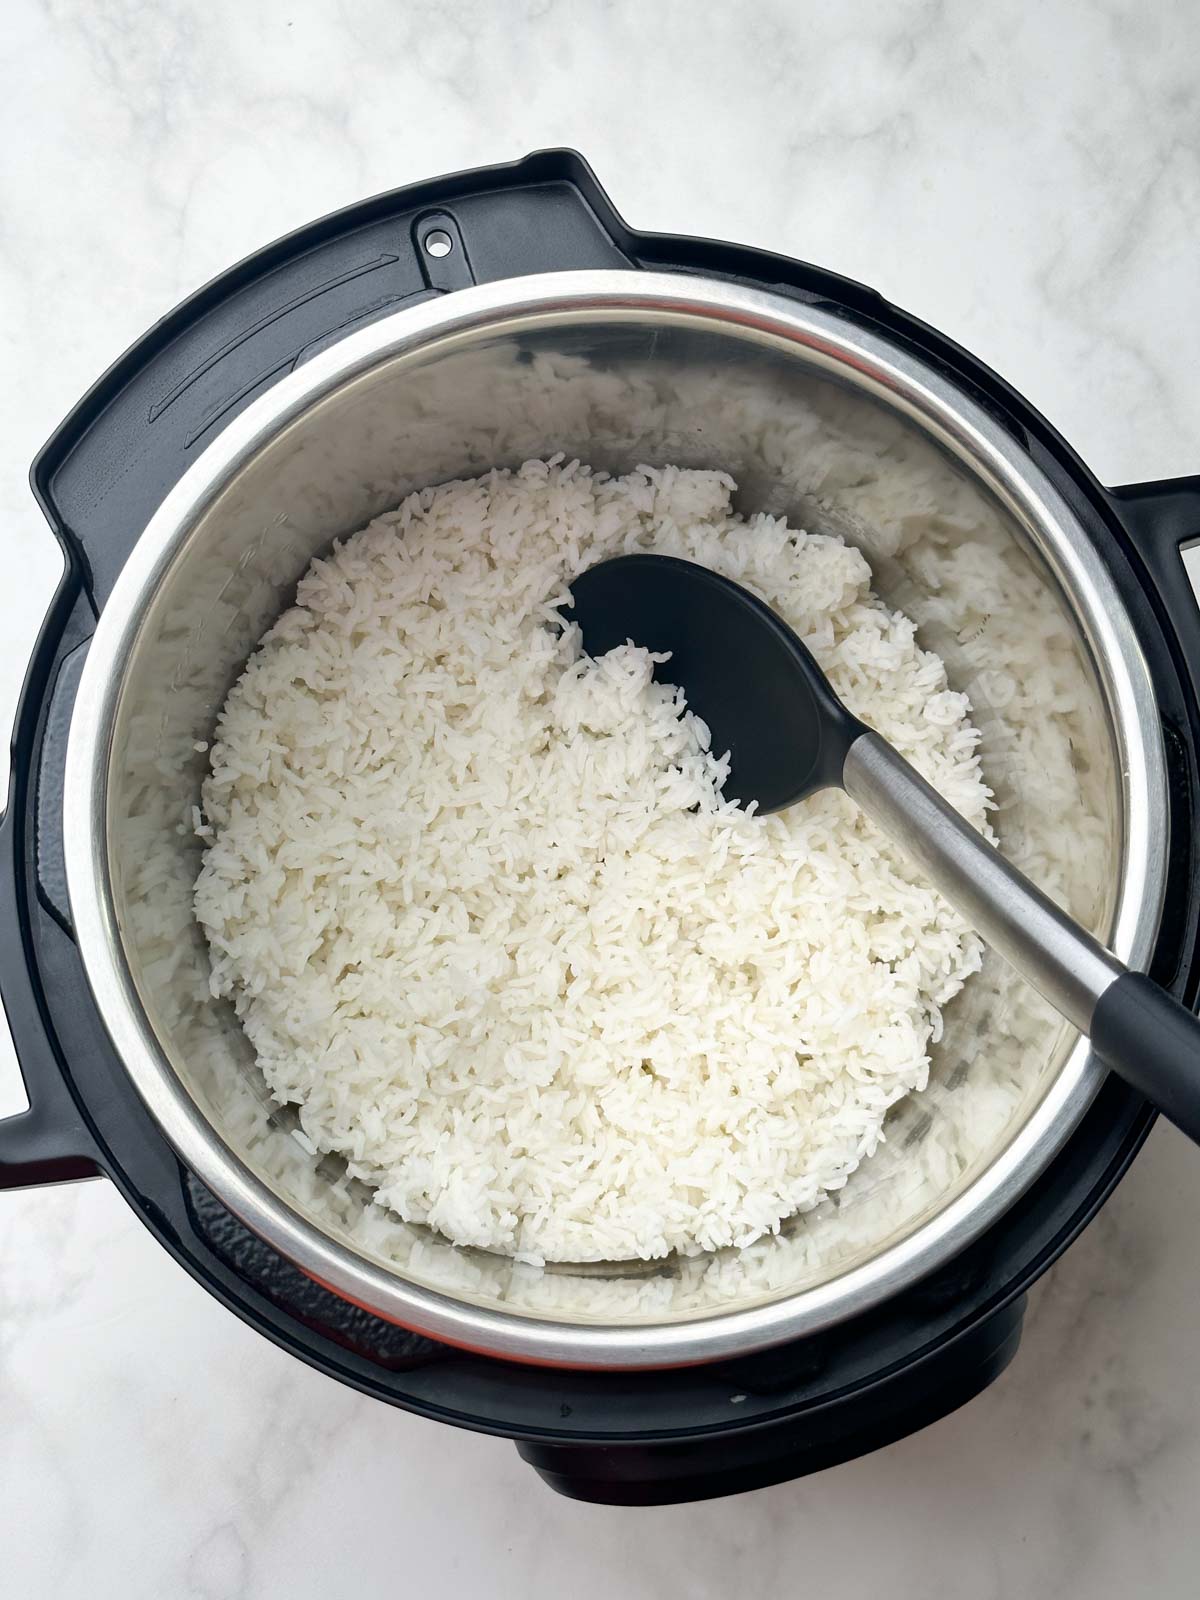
[
  {"x1": 842, "y1": 732, "x2": 1123, "y2": 1034},
  {"x1": 843, "y1": 731, "x2": 1200, "y2": 1145}
]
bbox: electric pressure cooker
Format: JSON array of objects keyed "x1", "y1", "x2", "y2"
[{"x1": 3, "y1": 150, "x2": 1200, "y2": 1503}]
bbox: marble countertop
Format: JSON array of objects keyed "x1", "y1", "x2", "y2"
[{"x1": 3, "y1": 1, "x2": 1200, "y2": 1593}]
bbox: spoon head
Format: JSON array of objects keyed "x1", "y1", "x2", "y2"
[{"x1": 563, "y1": 554, "x2": 864, "y2": 814}]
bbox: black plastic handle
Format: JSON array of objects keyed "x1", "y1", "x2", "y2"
[
  {"x1": 0, "y1": 807, "x2": 102, "y2": 1189},
  {"x1": 1093, "y1": 973, "x2": 1200, "y2": 1145},
  {"x1": 32, "y1": 149, "x2": 636, "y2": 613},
  {"x1": 1109, "y1": 475, "x2": 1200, "y2": 717}
]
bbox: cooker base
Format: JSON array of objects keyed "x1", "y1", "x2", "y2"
[{"x1": 518, "y1": 1297, "x2": 1025, "y2": 1504}]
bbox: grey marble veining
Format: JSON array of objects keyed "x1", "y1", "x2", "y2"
[{"x1": 2, "y1": 1, "x2": 1200, "y2": 1594}]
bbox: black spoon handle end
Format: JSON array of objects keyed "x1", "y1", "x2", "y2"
[{"x1": 1092, "y1": 972, "x2": 1200, "y2": 1145}]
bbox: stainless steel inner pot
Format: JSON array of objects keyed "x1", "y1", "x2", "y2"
[{"x1": 63, "y1": 272, "x2": 1167, "y2": 1367}]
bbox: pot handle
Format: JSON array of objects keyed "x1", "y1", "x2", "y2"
[
  {"x1": 0, "y1": 806, "x2": 103, "y2": 1189},
  {"x1": 1108, "y1": 476, "x2": 1200, "y2": 709},
  {"x1": 34, "y1": 150, "x2": 638, "y2": 612}
]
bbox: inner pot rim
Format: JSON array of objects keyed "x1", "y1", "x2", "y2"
[{"x1": 62, "y1": 269, "x2": 1168, "y2": 1368}]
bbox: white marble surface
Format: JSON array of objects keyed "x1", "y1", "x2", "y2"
[{"x1": 3, "y1": 0, "x2": 1200, "y2": 1593}]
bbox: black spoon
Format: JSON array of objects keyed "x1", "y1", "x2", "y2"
[{"x1": 565, "y1": 553, "x2": 1200, "y2": 1146}]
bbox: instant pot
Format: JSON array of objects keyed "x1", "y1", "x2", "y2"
[{"x1": 4, "y1": 150, "x2": 1200, "y2": 1503}]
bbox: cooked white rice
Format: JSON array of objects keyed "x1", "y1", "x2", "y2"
[{"x1": 194, "y1": 459, "x2": 992, "y2": 1264}]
